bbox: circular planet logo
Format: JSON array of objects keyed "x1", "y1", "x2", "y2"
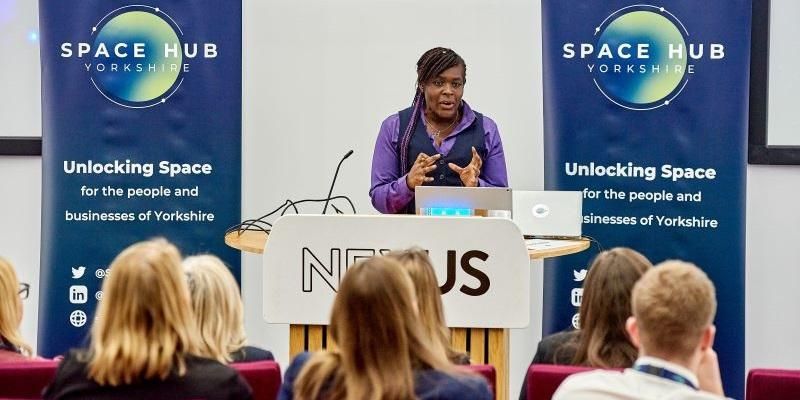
[
  {"x1": 592, "y1": 6, "x2": 689, "y2": 110},
  {"x1": 89, "y1": 6, "x2": 184, "y2": 108}
]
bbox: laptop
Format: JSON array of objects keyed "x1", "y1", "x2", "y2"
[
  {"x1": 512, "y1": 190, "x2": 583, "y2": 239},
  {"x1": 414, "y1": 186, "x2": 512, "y2": 216}
]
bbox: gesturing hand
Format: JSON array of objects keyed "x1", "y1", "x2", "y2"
[
  {"x1": 406, "y1": 153, "x2": 442, "y2": 190},
  {"x1": 448, "y1": 146, "x2": 482, "y2": 187}
]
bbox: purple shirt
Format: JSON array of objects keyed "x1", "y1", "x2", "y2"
[{"x1": 369, "y1": 101, "x2": 509, "y2": 214}]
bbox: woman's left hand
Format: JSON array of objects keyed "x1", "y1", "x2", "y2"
[{"x1": 448, "y1": 146, "x2": 482, "y2": 187}]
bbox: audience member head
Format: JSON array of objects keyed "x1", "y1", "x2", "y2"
[
  {"x1": 627, "y1": 260, "x2": 717, "y2": 366},
  {"x1": 386, "y1": 247, "x2": 467, "y2": 364},
  {"x1": 294, "y1": 256, "x2": 454, "y2": 400},
  {"x1": 571, "y1": 247, "x2": 653, "y2": 368},
  {"x1": 183, "y1": 254, "x2": 246, "y2": 364},
  {"x1": 0, "y1": 258, "x2": 31, "y2": 357},
  {"x1": 88, "y1": 238, "x2": 201, "y2": 386}
]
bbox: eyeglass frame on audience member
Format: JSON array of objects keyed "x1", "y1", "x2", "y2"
[{"x1": 19, "y1": 282, "x2": 30, "y2": 300}]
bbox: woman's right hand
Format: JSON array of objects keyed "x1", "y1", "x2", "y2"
[{"x1": 406, "y1": 153, "x2": 441, "y2": 190}]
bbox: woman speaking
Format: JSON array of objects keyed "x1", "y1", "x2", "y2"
[{"x1": 369, "y1": 47, "x2": 509, "y2": 214}]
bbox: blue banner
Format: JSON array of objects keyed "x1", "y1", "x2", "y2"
[
  {"x1": 38, "y1": 0, "x2": 241, "y2": 356},
  {"x1": 542, "y1": 2, "x2": 748, "y2": 397}
]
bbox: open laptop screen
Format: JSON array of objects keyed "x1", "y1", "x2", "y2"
[{"x1": 512, "y1": 190, "x2": 583, "y2": 238}]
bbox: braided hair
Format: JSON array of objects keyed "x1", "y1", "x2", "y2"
[{"x1": 399, "y1": 47, "x2": 466, "y2": 171}]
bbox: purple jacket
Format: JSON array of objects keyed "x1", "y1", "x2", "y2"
[{"x1": 369, "y1": 101, "x2": 509, "y2": 214}]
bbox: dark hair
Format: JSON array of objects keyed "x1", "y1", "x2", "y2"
[
  {"x1": 570, "y1": 247, "x2": 653, "y2": 368},
  {"x1": 399, "y1": 47, "x2": 466, "y2": 170}
]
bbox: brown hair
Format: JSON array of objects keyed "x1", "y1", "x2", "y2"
[
  {"x1": 0, "y1": 258, "x2": 31, "y2": 357},
  {"x1": 632, "y1": 260, "x2": 717, "y2": 361},
  {"x1": 386, "y1": 248, "x2": 468, "y2": 364},
  {"x1": 183, "y1": 255, "x2": 247, "y2": 364},
  {"x1": 293, "y1": 256, "x2": 456, "y2": 400},
  {"x1": 571, "y1": 247, "x2": 653, "y2": 368},
  {"x1": 87, "y1": 239, "x2": 202, "y2": 386}
]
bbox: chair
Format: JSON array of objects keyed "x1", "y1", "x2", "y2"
[
  {"x1": 525, "y1": 364, "x2": 596, "y2": 400},
  {"x1": 0, "y1": 359, "x2": 59, "y2": 399},
  {"x1": 231, "y1": 360, "x2": 282, "y2": 400},
  {"x1": 747, "y1": 368, "x2": 800, "y2": 400},
  {"x1": 461, "y1": 364, "x2": 497, "y2": 399}
]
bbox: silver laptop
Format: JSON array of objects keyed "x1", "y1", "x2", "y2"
[
  {"x1": 414, "y1": 186, "x2": 512, "y2": 216},
  {"x1": 512, "y1": 190, "x2": 582, "y2": 238}
]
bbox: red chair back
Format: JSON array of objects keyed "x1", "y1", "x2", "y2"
[
  {"x1": 747, "y1": 369, "x2": 800, "y2": 400},
  {"x1": 231, "y1": 360, "x2": 282, "y2": 400},
  {"x1": 526, "y1": 364, "x2": 597, "y2": 400},
  {"x1": 0, "y1": 359, "x2": 59, "y2": 399},
  {"x1": 461, "y1": 364, "x2": 497, "y2": 399}
]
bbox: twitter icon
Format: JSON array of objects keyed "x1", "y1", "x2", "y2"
[
  {"x1": 72, "y1": 266, "x2": 86, "y2": 279},
  {"x1": 573, "y1": 269, "x2": 587, "y2": 282}
]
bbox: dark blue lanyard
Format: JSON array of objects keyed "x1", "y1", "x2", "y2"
[{"x1": 633, "y1": 364, "x2": 698, "y2": 390}]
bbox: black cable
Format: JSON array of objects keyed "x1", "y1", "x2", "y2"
[
  {"x1": 227, "y1": 195, "x2": 358, "y2": 238},
  {"x1": 582, "y1": 235, "x2": 605, "y2": 253},
  {"x1": 225, "y1": 199, "x2": 293, "y2": 236},
  {"x1": 282, "y1": 196, "x2": 356, "y2": 216}
]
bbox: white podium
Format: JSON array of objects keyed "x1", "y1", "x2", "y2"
[{"x1": 225, "y1": 214, "x2": 589, "y2": 400}]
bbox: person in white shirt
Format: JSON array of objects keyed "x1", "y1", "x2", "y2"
[{"x1": 553, "y1": 260, "x2": 728, "y2": 400}]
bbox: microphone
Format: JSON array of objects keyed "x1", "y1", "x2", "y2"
[{"x1": 322, "y1": 150, "x2": 354, "y2": 214}]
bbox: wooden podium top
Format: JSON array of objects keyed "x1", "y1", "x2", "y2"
[
  {"x1": 225, "y1": 230, "x2": 268, "y2": 254},
  {"x1": 224, "y1": 230, "x2": 590, "y2": 260}
]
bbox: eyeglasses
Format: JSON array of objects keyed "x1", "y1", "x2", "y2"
[{"x1": 19, "y1": 282, "x2": 30, "y2": 300}]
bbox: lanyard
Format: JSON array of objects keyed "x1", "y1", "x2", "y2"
[{"x1": 633, "y1": 364, "x2": 698, "y2": 390}]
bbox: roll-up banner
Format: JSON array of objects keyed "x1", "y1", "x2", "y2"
[
  {"x1": 38, "y1": 0, "x2": 242, "y2": 356},
  {"x1": 542, "y1": 1, "x2": 749, "y2": 397}
]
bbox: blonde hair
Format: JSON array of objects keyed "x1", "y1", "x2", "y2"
[
  {"x1": 632, "y1": 260, "x2": 717, "y2": 360},
  {"x1": 0, "y1": 258, "x2": 31, "y2": 357},
  {"x1": 294, "y1": 256, "x2": 456, "y2": 400},
  {"x1": 87, "y1": 239, "x2": 202, "y2": 386},
  {"x1": 183, "y1": 254, "x2": 246, "y2": 364},
  {"x1": 386, "y1": 248, "x2": 466, "y2": 364},
  {"x1": 572, "y1": 247, "x2": 652, "y2": 368}
]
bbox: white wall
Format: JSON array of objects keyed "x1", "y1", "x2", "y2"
[
  {"x1": 745, "y1": 166, "x2": 800, "y2": 370},
  {"x1": 0, "y1": 157, "x2": 41, "y2": 355},
  {"x1": 2, "y1": 0, "x2": 800, "y2": 396}
]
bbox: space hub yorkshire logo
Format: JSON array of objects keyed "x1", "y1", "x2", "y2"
[
  {"x1": 562, "y1": 4, "x2": 725, "y2": 111},
  {"x1": 59, "y1": 5, "x2": 217, "y2": 108}
]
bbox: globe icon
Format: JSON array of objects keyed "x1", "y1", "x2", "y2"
[{"x1": 70, "y1": 310, "x2": 87, "y2": 327}]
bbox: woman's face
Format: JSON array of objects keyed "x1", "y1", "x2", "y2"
[{"x1": 422, "y1": 64, "x2": 465, "y2": 121}]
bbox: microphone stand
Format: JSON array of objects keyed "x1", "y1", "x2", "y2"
[{"x1": 322, "y1": 150, "x2": 353, "y2": 214}]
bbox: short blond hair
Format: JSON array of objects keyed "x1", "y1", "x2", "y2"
[
  {"x1": 88, "y1": 239, "x2": 201, "y2": 386},
  {"x1": 632, "y1": 260, "x2": 716, "y2": 359},
  {"x1": 183, "y1": 255, "x2": 246, "y2": 364}
]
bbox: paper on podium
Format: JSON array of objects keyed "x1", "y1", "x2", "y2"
[{"x1": 526, "y1": 238, "x2": 585, "y2": 251}]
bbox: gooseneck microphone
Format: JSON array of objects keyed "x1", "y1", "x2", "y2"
[{"x1": 322, "y1": 150, "x2": 354, "y2": 214}]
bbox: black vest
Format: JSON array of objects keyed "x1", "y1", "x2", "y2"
[{"x1": 398, "y1": 106, "x2": 487, "y2": 214}]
